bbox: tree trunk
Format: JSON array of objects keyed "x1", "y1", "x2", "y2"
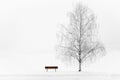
[
  {"x1": 78, "y1": 59, "x2": 81, "y2": 72},
  {"x1": 78, "y1": 53, "x2": 81, "y2": 72}
]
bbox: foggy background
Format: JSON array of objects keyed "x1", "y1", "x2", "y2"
[{"x1": 0, "y1": 0, "x2": 120, "y2": 74}]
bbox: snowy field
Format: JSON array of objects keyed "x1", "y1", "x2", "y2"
[{"x1": 0, "y1": 72, "x2": 120, "y2": 80}]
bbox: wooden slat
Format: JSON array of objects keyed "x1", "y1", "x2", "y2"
[{"x1": 45, "y1": 66, "x2": 58, "y2": 69}]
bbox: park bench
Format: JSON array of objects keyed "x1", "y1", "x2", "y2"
[{"x1": 45, "y1": 66, "x2": 58, "y2": 72}]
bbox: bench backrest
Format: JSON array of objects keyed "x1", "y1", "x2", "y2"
[{"x1": 45, "y1": 66, "x2": 58, "y2": 69}]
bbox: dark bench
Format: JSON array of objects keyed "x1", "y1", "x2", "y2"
[{"x1": 45, "y1": 66, "x2": 58, "y2": 72}]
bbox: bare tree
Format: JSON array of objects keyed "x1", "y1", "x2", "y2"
[{"x1": 56, "y1": 3, "x2": 106, "y2": 72}]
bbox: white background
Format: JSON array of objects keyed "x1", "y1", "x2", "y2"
[{"x1": 0, "y1": 0, "x2": 120, "y2": 74}]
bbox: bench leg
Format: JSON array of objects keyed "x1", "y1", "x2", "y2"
[{"x1": 46, "y1": 69, "x2": 48, "y2": 72}]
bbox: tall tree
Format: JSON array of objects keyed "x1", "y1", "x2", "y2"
[{"x1": 56, "y1": 3, "x2": 106, "y2": 72}]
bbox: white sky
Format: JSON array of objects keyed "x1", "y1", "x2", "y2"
[{"x1": 0, "y1": 0, "x2": 120, "y2": 74}]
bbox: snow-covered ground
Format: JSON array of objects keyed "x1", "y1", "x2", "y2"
[{"x1": 0, "y1": 72, "x2": 120, "y2": 80}]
